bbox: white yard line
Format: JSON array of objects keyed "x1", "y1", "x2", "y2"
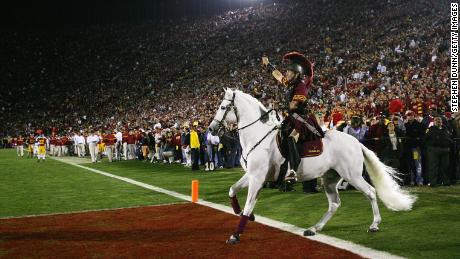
[{"x1": 50, "y1": 157, "x2": 405, "y2": 259}]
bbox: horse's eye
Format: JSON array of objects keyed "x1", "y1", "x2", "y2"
[{"x1": 221, "y1": 106, "x2": 226, "y2": 110}]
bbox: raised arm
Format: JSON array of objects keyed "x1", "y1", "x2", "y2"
[{"x1": 262, "y1": 56, "x2": 286, "y2": 86}]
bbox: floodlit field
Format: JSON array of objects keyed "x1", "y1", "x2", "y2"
[{"x1": 1, "y1": 149, "x2": 459, "y2": 258}]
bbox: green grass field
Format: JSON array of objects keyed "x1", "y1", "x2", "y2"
[
  {"x1": 0, "y1": 150, "x2": 182, "y2": 217},
  {"x1": 1, "y1": 149, "x2": 459, "y2": 258}
]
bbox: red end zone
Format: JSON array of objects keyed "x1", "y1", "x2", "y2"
[{"x1": 0, "y1": 203, "x2": 361, "y2": 258}]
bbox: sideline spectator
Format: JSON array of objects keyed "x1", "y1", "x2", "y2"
[{"x1": 424, "y1": 116, "x2": 453, "y2": 186}]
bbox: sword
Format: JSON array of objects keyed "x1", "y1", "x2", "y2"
[{"x1": 291, "y1": 113, "x2": 323, "y2": 137}]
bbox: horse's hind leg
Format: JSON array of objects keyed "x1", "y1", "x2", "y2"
[
  {"x1": 347, "y1": 176, "x2": 381, "y2": 232},
  {"x1": 304, "y1": 170, "x2": 341, "y2": 236}
]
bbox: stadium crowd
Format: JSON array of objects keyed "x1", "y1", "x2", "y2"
[{"x1": 1, "y1": 0, "x2": 457, "y2": 187}]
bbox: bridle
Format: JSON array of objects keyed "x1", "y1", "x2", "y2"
[
  {"x1": 212, "y1": 91, "x2": 279, "y2": 165},
  {"x1": 212, "y1": 91, "x2": 275, "y2": 132},
  {"x1": 212, "y1": 92, "x2": 238, "y2": 133}
]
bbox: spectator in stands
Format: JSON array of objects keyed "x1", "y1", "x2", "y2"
[{"x1": 342, "y1": 115, "x2": 367, "y2": 142}]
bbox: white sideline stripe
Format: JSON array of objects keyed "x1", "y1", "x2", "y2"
[
  {"x1": 0, "y1": 202, "x2": 186, "y2": 220},
  {"x1": 52, "y1": 157, "x2": 405, "y2": 259}
]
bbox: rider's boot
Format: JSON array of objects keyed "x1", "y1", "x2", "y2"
[{"x1": 285, "y1": 136, "x2": 300, "y2": 183}]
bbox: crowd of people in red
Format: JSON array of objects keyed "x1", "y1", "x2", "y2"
[{"x1": 1, "y1": 0, "x2": 457, "y2": 186}]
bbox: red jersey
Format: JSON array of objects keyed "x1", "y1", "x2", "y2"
[
  {"x1": 28, "y1": 137, "x2": 35, "y2": 145},
  {"x1": 174, "y1": 133, "x2": 181, "y2": 147},
  {"x1": 127, "y1": 134, "x2": 136, "y2": 144},
  {"x1": 103, "y1": 134, "x2": 116, "y2": 145},
  {"x1": 50, "y1": 137, "x2": 57, "y2": 145},
  {"x1": 291, "y1": 80, "x2": 309, "y2": 104},
  {"x1": 122, "y1": 132, "x2": 129, "y2": 143},
  {"x1": 17, "y1": 137, "x2": 24, "y2": 145}
]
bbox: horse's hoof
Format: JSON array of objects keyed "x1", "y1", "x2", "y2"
[
  {"x1": 368, "y1": 227, "x2": 379, "y2": 233},
  {"x1": 303, "y1": 229, "x2": 316, "y2": 236},
  {"x1": 226, "y1": 234, "x2": 240, "y2": 244}
]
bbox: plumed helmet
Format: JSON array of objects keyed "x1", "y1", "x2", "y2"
[{"x1": 283, "y1": 51, "x2": 313, "y2": 78}]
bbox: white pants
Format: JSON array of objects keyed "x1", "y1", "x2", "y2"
[
  {"x1": 123, "y1": 142, "x2": 128, "y2": 160},
  {"x1": 163, "y1": 151, "x2": 174, "y2": 163},
  {"x1": 105, "y1": 145, "x2": 114, "y2": 162},
  {"x1": 61, "y1": 146, "x2": 68, "y2": 156},
  {"x1": 56, "y1": 146, "x2": 61, "y2": 157},
  {"x1": 155, "y1": 145, "x2": 161, "y2": 160},
  {"x1": 88, "y1": 143, "x2": 98, "y2": 162},
  {"x1": 78, "y1": 143, "x2": 85, "y2": 157},
  {"x1": 128, "y1": 144, "x2": 136, "y2": 160},
  {"x1": 17, "y1": 146, "x2": 24, "y2": 157},
  {"x1": 115, "y1": 141, "x2": 122, "y2": 160},
  {"x1": 183, "y1": 146, "x2": 191, "y2": 166},
  {"x1": 74, "y1": 144, "x2": 78, "y2": 155},
  {"x1": 50, "y1": 145, "x2": 55, "y2": 156}
]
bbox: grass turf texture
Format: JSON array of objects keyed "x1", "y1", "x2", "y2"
[
  {"x1": 1, "y1": 149, "x2": 459, "y2": 258},
  {"x1": 0, "y1": 150, "x2": 182, "y2": 217},
  {"x1": 87, "y1": 156, "x2": 460, "y2": 259}
]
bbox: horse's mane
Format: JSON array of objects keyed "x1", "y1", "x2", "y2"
[
  {"x1": 229, "y1": 89, "x2": 272, "y2": 124},
  {"x1": 232, "y1": 89, "x2": 269, "y2": 113}
]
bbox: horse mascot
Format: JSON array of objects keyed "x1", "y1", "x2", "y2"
[{"x1": 208, "y1": 88, "x2": 416, "y2": 244}]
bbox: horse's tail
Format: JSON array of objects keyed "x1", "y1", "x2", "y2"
[{"x1": 360, "y1": 143, "x2": 416, "y2": 211}]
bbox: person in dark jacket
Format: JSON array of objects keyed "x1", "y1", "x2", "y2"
[
  {"x1": 221, "y1": 124, "x2": 239, "y2": 169},
  {"x1": 139, "y1": 132, "x2": 150, "y2": 160},
  {"x1": 424, "y1": 116, "x2": 454, "y2": 186},
  {"x1": 365, "y1": 114, "x2": 388, "y2": 158},
  {"x1": 403, "y1": 111, "x2": 425, "y2": 185},
  {"x1": 381, "y1": 122, "x2": 404, "y2": 170},
  {"x1": 450, "y1": 116, "x2": 460, "y2": 183}
]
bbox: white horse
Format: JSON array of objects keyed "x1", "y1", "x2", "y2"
[{"x1": 208, "y1": 88, "x2": 416, "y2": 244}]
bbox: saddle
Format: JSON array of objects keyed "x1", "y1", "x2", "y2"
[
  {"x1": 276, "y1": 113, "x2": 324, "y2": 158},
  {"x1": 276, "y1": 132, "x2": 323, "y2": 158}
]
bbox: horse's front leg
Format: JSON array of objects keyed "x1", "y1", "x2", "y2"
[
  {"x1": 229, "y1": 173, "x2": 249, "y2": 214},
  {"x1": 227, "y1": 176, "x2": 264, "y2": 244}
]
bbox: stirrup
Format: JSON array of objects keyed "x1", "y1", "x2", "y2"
[{"x1": 285, "y1": 169, "x2": 297, "y2": 182}]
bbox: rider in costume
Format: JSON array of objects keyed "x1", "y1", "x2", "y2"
[{"x1": 262, "y1": 52, "x2": 324, "y2": 180}]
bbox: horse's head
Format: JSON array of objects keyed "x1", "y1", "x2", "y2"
[{"x1": 208, "y1": 88, "x2": 238, "y2": 136}]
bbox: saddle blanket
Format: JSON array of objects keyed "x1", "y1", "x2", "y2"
[{"x1": 276, "y1": 134, "x2": 323, "y2": 158}]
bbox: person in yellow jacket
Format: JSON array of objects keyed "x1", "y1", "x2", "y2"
[
  {"x1": 190, "y1": 121, "x2": 201, "y2": 171},
  {"x1": 36, "y1": 134, "x2": 47, "y2": 162}
]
